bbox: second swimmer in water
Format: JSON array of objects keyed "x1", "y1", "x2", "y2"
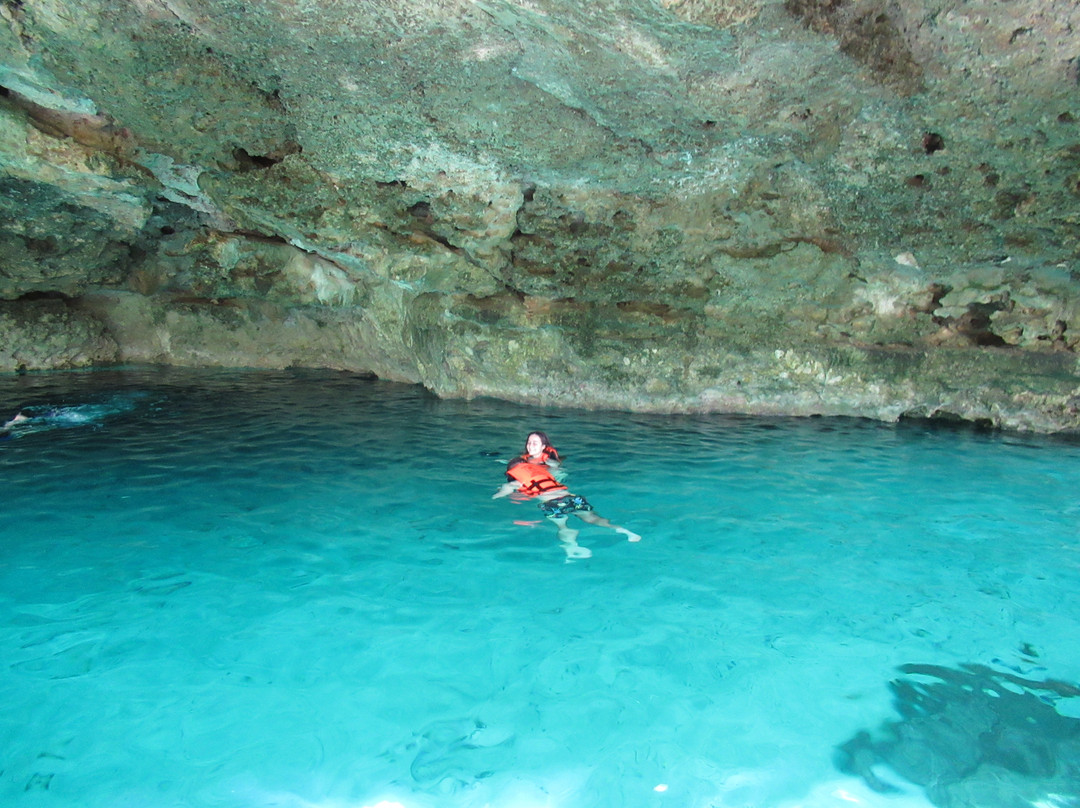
[{"x1": 493, "y1": 457, "x2": 641, "y2": 559}]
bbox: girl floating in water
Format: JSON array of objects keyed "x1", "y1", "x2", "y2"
[{"x1": 493, "y1": 456, "x2": 640, "y2": 560}]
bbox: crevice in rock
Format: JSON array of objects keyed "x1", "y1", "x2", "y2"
[
  {"x1": 413, "y1": 228, "x2": 462, "y2": 254},
  {"x1": 897, "y1": 409, "x2": 997, "y2": 431},
  {"x1": 231, "y1": 141, "x2": 301, "y2": 172},
  {"x1": 13, "y1": 290, "x2": 72, "y2": 302},
  {"x1": 232, "y1": 147, "x2": 280, "y2": 171},
  {"x1": 226, "y1": 229, "x2": 292, "y2": 246},
  {"x1": 913, "y1": 283, "x2": 951, "y2": 314},
  {"x1": 23, "y1": 235, "x2": 58, "y2": 254},
  {"x1": 408, "y1": 201, "x2": 434, "y2": 223},
  {"x1": 922, "y1": 132, "x2": 945, "y2": 154},
  {"x1": 930, "y1": 300, "x2": 1011, "y2": 348}
]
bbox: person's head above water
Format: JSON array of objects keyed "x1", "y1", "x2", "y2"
[{"x1": 524, "y1": 431, "x2": 557, "y2": 459}]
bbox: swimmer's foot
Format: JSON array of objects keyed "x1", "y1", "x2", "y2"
[
  {"x1": 616, "y1": 527, "x2": 642, "y2": 543},
  {"x1": 562, "y1": 543, "x2": 592, "y2": 560}
]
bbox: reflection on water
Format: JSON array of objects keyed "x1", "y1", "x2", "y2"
[{"x1": 837, "y1": 661, "x2": 1080, "y2": 807}]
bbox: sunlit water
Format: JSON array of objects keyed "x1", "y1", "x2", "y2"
[{"x1": 2, "y1": 367, "x2": 1079, "y2": 808}]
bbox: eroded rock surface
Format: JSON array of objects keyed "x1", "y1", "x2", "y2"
[{"x1": 2, "y1": 0, "x2": 1079, "y2": 430}]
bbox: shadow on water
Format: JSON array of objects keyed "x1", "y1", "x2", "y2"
[{"x1": 837, "y1": 662, "x2": 1080, "y2": 808}]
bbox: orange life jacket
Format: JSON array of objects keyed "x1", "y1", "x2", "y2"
[{"x1": 506, "y1": 461, "x2": 566, "y2": 496}]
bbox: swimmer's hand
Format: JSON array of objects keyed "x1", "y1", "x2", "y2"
[{"x1": 492, "y1": 482, "x2": 517, "y2": 499}]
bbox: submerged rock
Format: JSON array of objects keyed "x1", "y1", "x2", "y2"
[{"x1": 837, "y1": 662, "x2": 1080, "y2": 807}]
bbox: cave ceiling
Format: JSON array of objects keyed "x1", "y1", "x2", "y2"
[{"x1": 2, "y1": 0, "x2": 1080, "y2": 430}]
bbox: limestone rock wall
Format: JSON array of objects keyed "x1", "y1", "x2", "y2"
[{"x1": 1, "y1": 0, "x2": 1079, "y2": 430}]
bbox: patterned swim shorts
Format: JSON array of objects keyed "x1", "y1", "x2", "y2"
[{"x1": 538, "y1": 494, "x2": 593, "y2": 518}]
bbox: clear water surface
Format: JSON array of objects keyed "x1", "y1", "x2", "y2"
[{"x1": 1, "y1": 367, "x2": 1079, "y2": 808}]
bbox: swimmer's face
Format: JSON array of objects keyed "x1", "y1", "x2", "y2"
[{"x1": 526, "y1": 433, "x2": 544, "y2": 456}]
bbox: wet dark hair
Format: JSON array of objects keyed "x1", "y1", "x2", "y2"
[{"x1": 524, "y1": 431, "x2": 552, "y2": 450}]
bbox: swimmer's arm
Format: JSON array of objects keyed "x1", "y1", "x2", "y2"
[{"x1": 492, "y1": 481, "x2": 518, "y2": 499}]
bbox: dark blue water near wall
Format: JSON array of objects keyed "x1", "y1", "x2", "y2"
[{"x1": 1, "y1": 367, "x2": 1078, "y2": 808}]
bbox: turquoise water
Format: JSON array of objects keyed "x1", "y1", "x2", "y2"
[{"x1": 2, "y1": 367, "x2": 1079, "y2": 808}]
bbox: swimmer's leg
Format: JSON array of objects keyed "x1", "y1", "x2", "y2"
[
  {"x1": 548, "y1": 515, "x2": 592, "y2": 559},
  {"x1": 577, "y1": 510, "x2": 641, "y2": 542}
]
